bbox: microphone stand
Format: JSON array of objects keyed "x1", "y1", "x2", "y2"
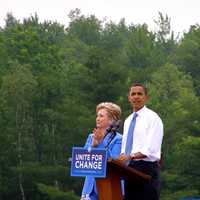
[{"x1": 104, "y1": 120, "x2": 121, "y2": 149}]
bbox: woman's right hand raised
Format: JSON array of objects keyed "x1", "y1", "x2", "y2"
[{"x1": 92, "y1": 128, "x2": 104, "y2": 147}]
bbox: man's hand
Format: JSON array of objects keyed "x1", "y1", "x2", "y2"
[
  {"x1": 117, "y1": 152, "x2": 147, "y2": 162},
  {"x1": 117, "y1": 153, "x2": 131, "y2": 162}
]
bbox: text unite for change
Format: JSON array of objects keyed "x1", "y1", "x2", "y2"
[{"x1": 75, "y1": 153, "x2": 103, "y2": 170}]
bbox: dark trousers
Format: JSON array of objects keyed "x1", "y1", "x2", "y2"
[{"x1": 124, "y1": 160, "x2": 160, "y2": 200}]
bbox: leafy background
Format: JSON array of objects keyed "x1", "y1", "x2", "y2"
[{"x1": 0, "y1": 9, "x2": 199, "y2": 200}]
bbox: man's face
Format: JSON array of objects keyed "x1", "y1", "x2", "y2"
[{"x1": 128, "y1": 86, "x2": 148, "y2": 112}]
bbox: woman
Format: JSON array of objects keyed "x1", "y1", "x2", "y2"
[{"x1": 81, "y1": 102, "x2": 122, "y2": 200}]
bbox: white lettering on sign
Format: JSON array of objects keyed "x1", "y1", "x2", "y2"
[
  {"x1": 75, "y1": 154, "x2": 90, "y2": 161},
  {"x1": 75, "y1": 160, "x2": 102, "y2": 169},
  {"x1": 74, "y1": 153, "x2": 103, "y2": 170}
]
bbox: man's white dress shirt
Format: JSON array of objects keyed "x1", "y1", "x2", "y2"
[{"x1": 121, "y1": 106, "x2": 163, "y2": 162}]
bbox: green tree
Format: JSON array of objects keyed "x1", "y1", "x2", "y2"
[
  {"x1": 161, "y1": 136, "x2": 200, "y2": 199},
  {"x1": 123, "y1": 24, "x2": 169, "y2": 84},
  {"x1": 0, "y1": 62, "x2": 37, "y2": 199},
  {"x1": 38, "y1": 183, "x2": 79, "y2": 200},
  {"x1": 148, "y1": 63, "x2": 200, "y2": 154},
  {"x1": 67, "y1": 9, "x2": 102, "y2": 46},
  {"x1": 154, "y1": 12, "x2": 177, "y2": 61},
  {"x1": 3, "y1": 13, "x2": 65, "y2": 74},
  {"x1": 171, "y1": 25, "x2": 200, "y2": 96}
]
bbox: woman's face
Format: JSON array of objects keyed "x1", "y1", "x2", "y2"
[{"x1": 96, "y1": 108, "x2": 112, "y2": 130}]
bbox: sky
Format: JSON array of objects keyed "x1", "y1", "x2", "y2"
[{"x1": 1, "y1": 0, "x2": 200, "y2": 36}]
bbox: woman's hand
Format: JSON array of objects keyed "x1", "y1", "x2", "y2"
[{"x1": 92, "y1": 128, "x2": 104, "y2": 147}]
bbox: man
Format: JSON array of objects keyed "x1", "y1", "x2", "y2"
[{"x1": 118, "y1": 83, "x2": 164, "y2": 200}]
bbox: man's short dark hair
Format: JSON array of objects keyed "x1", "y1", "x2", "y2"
[{"x1": 129, "y1": 83, "x2": 148, "y2": 95}]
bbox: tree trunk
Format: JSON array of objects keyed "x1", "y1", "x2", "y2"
[
  {"x1": 16, "y1": 106, "x2": 26, "y2": 200},
  {"x1": 52, "y1": 123, "x2": 59, "y2": 189}
]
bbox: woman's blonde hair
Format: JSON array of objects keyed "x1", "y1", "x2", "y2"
[{"x1": 96, "y1": 102, "x2": 121, "y2": 121}]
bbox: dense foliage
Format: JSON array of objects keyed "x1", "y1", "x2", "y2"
[{"x1": 0, "y1": 10, "x2": 199, "y2": 200}]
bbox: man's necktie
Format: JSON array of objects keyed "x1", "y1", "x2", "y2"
[{"x1": 125, "y1": 113, "x2": 137, "y2": 155}]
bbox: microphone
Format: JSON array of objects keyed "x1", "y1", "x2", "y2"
[
  {"x1": 107, "y1": 120, "x2": 121, "y2": 133},
  {"x1": 104, "y1": 120, "x2": 121, "y2": 138},
  {"x1": 103, "y1": 120, "x2": 122, "y2": 148}
]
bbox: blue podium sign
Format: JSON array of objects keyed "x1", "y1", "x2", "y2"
[{"x1": 70, "y1": 147, "x2": 108, "y2": 177}]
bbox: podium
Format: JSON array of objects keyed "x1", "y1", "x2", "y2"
[{"x1": 96, "y1": 159, "x2": 151, "y2": 200}]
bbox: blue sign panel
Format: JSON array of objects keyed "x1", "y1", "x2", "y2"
[{"x1": 70, "y1": 147, "x2": 108, "y2": 177}]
